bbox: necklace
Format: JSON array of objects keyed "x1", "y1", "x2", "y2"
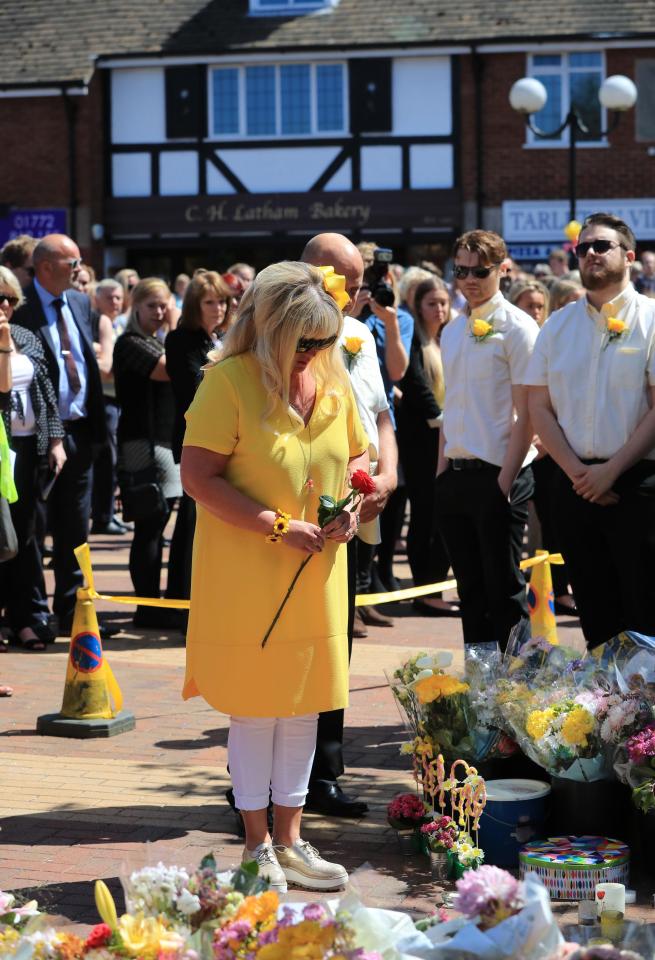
[{"x1": 288, "y1": 415, "x2": 314, "y2": 493}]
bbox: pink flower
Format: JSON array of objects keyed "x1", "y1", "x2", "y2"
[
  {"x1": 626, "y1": 723, "x2": 655, "y2": 764},
  {"x1": 453, "y1": 865, "x2": 524, "y2": 928},
  {"x1": 387, "y1": 792, "x2": 426, "y2": 823}
]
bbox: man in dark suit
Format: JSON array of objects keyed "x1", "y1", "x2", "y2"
[{"x1": 12, "y1": 234, "x2": 110, "y2": 636}]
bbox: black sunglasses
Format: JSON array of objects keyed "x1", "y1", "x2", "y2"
[
  {"x1": 576, "y1": 240, "x2": 627, "y2": 258},
  {"x1": 454, "y1": 264, "x2": 500, "y2": 280},
  {"x1": 296, "y1": 334, "x2": 338, "y2": 353},
  {"x1": 0, "y1": 293, "x2": 19, "y2": 308}
]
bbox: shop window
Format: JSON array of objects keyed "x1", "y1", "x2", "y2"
[
  {"x1": 210, "y1": 62, "x2": 346, "y2": 138},
  {"x1": 527, "y1": 52, "x2": 605, "y2": 146},
  {"x1": 636, "y1": 60, "x2": 655, "y2": 141}
]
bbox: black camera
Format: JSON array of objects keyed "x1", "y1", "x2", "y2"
[{"x1": 363, "y1": 247, "x2": 395, "y2": 307}]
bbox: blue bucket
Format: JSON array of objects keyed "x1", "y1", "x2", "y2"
[{"x1": 478, "y1": 779, "x2": 551, "y2": 868}]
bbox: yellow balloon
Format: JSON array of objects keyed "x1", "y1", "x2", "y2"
[{"x1": 564, "y1": 220, "x2": 582, "y2": 242}]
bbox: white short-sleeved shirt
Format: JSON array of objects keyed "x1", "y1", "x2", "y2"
[
  {"x1": 525, "y1": 283, "x2": 655, "y2": 461},
  {"x1": 340, "y1": 316, "x2": 390, "y2": 545},
  {"x1": 440, "y1": 291, "x2": 539, "y2": 467}
]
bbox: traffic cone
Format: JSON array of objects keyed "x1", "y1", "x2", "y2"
[
  {"x1": 527, "y1": 550, "x2": 559, "y2": 646},
  {"x1": 37, "y1": 592, "x2": 135, "y2": 738}
]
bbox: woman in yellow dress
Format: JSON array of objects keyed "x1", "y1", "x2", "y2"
[{"x1": 181, "y1": 261, "x2": 369, "y2": 893}]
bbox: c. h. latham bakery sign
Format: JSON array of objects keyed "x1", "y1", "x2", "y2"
[{"x1": 105, "y1": 189, "x2": 460, "y2": 238}]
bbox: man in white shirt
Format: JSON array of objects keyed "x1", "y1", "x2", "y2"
[
  {"x1": 301, "y1": 232, "x2": 398, "y2": 817},
  {"x1": 527, "y1": 212, "x2": 655, "y2": 649},
  {"x1": 436, "y1": 229, "x2": 538, "y2": 649}
]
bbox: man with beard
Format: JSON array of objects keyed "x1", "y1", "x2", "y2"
[{"x1": 527, "y1": 212, "x2": 655, "y2": 649}]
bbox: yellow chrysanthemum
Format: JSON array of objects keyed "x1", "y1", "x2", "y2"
[
  {"x1": 343, "y1": 336, "x2": 365, "y2": 355},
  {"x1": 606, "y1": 316, "x2": 627, "y2": 334},
  {"x1": 526, "y1": 709, "x2": 551, "y2": 740},
  {"x1": 117, "y1": 914, "x2": 168, "y2": 959},
  {"x1": 256, "y1": 920, "x2": 336, "y2": 960},
  {"x1": 561, "y1": 706, "x2": 594, "y2": 747},
  {"x1": 471, "y1": 318, "x2": 493, "y2": 339},
  {"x1": 236, "y1": 891, "x2": 279, "y2": 927},
  {"x1": 414, "y1": 673, "x2": 469, "y2": 704}
]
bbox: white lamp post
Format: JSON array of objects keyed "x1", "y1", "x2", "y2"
[{"x1": 509, "y1": 74, "x2": 637, "y2": 221}]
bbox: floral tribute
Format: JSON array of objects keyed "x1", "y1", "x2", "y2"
[
  {"x1": 341, "y1": 337, "x2": 365, "y2": 371},
  {"x1": 0, "y1": 857, "x2": 384, "y2": 960},
  {"x1": 386, "y1": 792, "x2": 429, "y2": 830},
  {"x1": 605, "y1": 316, "x2": 627, "y2": 346},
  {"x1": 261, "y1": 468, "x2": 374, "y2": 648},
  {"x1": 453, "y1": 865, "x2": 525, "y2": 931},
  {"x1": 470, "y1": 317, "x2": 494, "y2": 342}
]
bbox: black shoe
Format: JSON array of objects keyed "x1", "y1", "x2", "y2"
[
  {"x1": 412, "y1": 599, "x2": 461, "y2": 618},
  {"x1": 57, "y1": 619, "x2": 120, "y2": 640},
  {"x1": 133, "y1": 606, "x2": 185, "y2": 630},
  {"x1": 32, "y1": 622, "x2": 56, "y2": 644},
  {"x1": 91, "y1": 519, "x2": 128, "y2": 536},
  {"x1": 305, "y1": 780, "x2": 368, "y2": 818}
]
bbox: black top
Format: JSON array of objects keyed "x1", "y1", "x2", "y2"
[
  {"x1": 113, "y1": 331, "x2": 176, "y2": 446},
  {"x1": 165, "y1": 325, "x2": 214, "y2": 462},
  {"x1": 396, "y1": 332, "x2": 441, "y2": 440},
  {"x1": 0, "y1": 324, "x2": 65, "y2": 455}
]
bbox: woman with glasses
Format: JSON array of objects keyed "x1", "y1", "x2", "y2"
[
  {"x1": 181, "y1": 261, "x2": 368, "y2": 892},
  {"x1": 164, "y1": 270, "x2": 235, "y2": 608},
  {"x1": 0, "y1": 266, "x2": 66, "y2": 650},
  {"x1": 113, "y1": 278, "x2": 182, "y2": 629}
]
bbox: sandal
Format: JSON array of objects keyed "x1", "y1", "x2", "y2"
[{"x1": 16, "y1": 627, "x2": 47, "y2": 652}]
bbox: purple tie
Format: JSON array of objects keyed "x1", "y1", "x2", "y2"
[{"x1": 52, "y1": 298, "x2": 82, "y2": 394}]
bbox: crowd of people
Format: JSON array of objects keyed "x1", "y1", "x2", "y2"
[{"x1": 0, "y1": 215, "x2": 654, "y2": 893}]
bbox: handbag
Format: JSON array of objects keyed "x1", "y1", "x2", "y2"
[
  {"x1": 119, "y1": 462, "x2": 168, "y2": 523},
  {"x1": 0, "y1": 416, "x2": 18, "y2": 563}
]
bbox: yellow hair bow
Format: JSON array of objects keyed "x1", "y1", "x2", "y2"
[{"x1": 318, "y1": 265, "x2": 350, "y2": 312}]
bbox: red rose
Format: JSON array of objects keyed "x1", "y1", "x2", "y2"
[
  {"x1": 351, "y1": 469, "x2": 375, "y2": 495},
  {"x1": 85, "y1": 923, "x2": 112, "y2": 948}
]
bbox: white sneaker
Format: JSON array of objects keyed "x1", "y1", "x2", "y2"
[
  {"x1": 274, "y1": 839, "x2": 348, "y2": 891},
  {"x1": 242, "y1": 842, "x2": 288, "y2": 893}
]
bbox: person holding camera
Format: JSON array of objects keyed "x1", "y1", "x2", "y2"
[
  {"x1": 113, "y1": 278, "x2": 182, "y2": 630},
  {"x1": 352, "y1": 243, "x2": 413, "y2": 596}
]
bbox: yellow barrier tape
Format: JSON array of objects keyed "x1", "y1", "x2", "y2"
[{"x1": 75, "y1": 543, "x2": 563, "y2": 611}]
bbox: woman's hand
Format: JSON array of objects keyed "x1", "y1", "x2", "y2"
[
  {"x1": 0, "y1": 311, "x2": 12, "y2": 351},
  {"x1": 284, "y1": 519, "x2": 326, "y2": 554},
  {"x1": 323, "y1": 509, "x2": 357, "y2": 544},
  {"x1": 48, "y1": 438, "x2": 67, "y2": 474}
]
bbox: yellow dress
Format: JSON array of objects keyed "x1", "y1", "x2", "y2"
[{"x1": 182, "y1": 353, "x2": 369, "y2": 718}]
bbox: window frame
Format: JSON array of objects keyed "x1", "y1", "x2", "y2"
[
  {"x1": 524, "y1": 50, "x2": 608, "y2": 149},
  {"x1": 208, "y1": 61, "x2": 348, "y2": 140},
  {"x1": 249, "y1": 0, "x2": 338, "y2": 15}
]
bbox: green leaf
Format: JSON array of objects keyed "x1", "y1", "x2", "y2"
[{"x1": 200, "y1": 852, "x2": 216, "y2": 871}]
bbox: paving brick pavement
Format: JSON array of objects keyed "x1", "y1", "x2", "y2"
[{"x1": 1, "y1": 527, "x2": 651, "y2": 932}]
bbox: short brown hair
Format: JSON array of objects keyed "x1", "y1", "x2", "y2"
[
  {"x1": 1, "y1": 234, "x2": 38, "y2": 269},
  {"x1": 580, "y1": 212, "x2": 636, "y2": 252},
  {"x1": 180, "y1": 271, "x2": 234, "y2": 330},
  {"x1": 452, "y1": 229, "x2": 506, "y2": 266}
]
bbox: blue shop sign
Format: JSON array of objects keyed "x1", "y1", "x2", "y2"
[{"x1": 0, "y1": 209, "x2": 68, "y2": 247}]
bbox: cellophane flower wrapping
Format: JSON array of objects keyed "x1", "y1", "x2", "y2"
[
  {"x1": 494, "y1": 625, "x2": 611, "y2": 782},
  {"x1": 462, "y1": 643, "x2": 518, "y2": 762},
  {"x1": 387, "y1": 651, "x2": 477, "y2": 766}
]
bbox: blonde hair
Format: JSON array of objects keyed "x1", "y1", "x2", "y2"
[
  {"x1": 128, "y1": 278, "x2": 171, "y2": 337},
  {"x1": 509, "y1": 279, "x2": 550, "y2": 322},
  {"x1": 549, "y1": 277, "x2": 584, "y2": 313},
  {"x1": 413, "y1": 277, "x2": 449, "y2": 405},
  {"x1": 214, "y1": 261, "x2": 348, "y2": 424},
  {"x1": 0, "y1": 265, "x2": 24, "y2": 307},
  {"x1": 399, "y1": 266, "x2": 433, "y2": 309}
]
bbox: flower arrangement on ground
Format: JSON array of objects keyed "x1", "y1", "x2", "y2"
[
  {"x1": 419, "y1": 815, "x2": 458, "y2": 853},
  {"x1": 453, "y1": 864, "x2": 525, "y2": 930},
  {"x1": 386, "y1": 792, "x2": 429, "y2": 831}
]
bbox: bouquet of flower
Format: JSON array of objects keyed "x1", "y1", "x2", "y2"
[
  {"x1": 463, "y1": 643, "x2": 517, "y2": 762},
  {"x1": 450, "y1": 832, "x2": 485, "y2": 873},
  {"x1": 386, "y1": 792, "x2": 429, "y2": 830},
  {"x1": 420, "y1": 815, "x2": 458, "y2": 853},
  {"x1": 0, "y1": 892, "x2": 39, "y2": 929}
]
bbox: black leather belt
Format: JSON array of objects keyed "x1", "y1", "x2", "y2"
[{"x1": 449, "y1": 458, "x2": 492, "y2": 471}]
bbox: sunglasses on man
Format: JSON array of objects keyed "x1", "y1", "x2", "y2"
[
  {"x1": 576, "y1": 240, "x2": 627, "y2": 258},
  {"x1": 296, "y1": 334, "x2": 338, "y2": 353},
  {"x1": 0, "y1": 293, "x2": 19, "y2": 308},
  {"x1": 453, "y1": 264, "x2": 501, "y2": 280}
]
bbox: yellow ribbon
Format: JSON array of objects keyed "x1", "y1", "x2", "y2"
[
  {"x1": 75, "y1": 544, "x2": 562, "y2": 611},
  {"x1": 318, "y1": 265, "x2": 350, "y2": 312}
]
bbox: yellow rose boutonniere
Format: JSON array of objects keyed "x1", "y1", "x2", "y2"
[
  {"x1": 342, "y1": 336, "x2": 365, "y2": 370},
  {"x1": 605, "y1": 316, "x2": 627, "y2": 347},
  {"x1": 470, "y1": 317, "x2": 494, "y2": 342}
]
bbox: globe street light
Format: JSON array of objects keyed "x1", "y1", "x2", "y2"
[{"x1": 509, "y1": 74, "x2": 637, "y2": 223}]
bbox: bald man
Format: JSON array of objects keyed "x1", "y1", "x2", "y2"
[
  {"x1": 13, "y1": 234, "x2": 109, "y2": 638},
  {"x1": 301, "y1": 233, "x2": 398, "y2": 817}
]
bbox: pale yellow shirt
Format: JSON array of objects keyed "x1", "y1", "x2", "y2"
[
  {"x1": 526, "y1": 283, "x2": 655, "y2": 461},
  {"x1": 441, "y1": 291, "x2": 538, "y2": 467}
]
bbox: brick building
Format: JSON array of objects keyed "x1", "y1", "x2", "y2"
[{"x1": 0, "y1": 0, "x2": 654, "y2": 275}]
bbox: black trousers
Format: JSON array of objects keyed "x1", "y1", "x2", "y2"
[
  {"x1": 130, "y1": 499, "x2": 174, "y2": 603},
  {"x1": 552, "y1": 460, "x2": 655, "y2": 649},
  {"x1": 309, "y1": 535, "x2": 356, "y2": 784},
  {"x1": 165, "y1": 491, "x2": 196, "y2": 601},
  {"x1": 48, "y1": 421, "x2": 94, "y2": 624},
  {"x1": 400, "y1": 430, "x2": 451, "y2": 588},
  {"x1": 435, "y1": 463, "x2": 533, "y2": 649},
  {"x1": 0, "y1": 437, "x2": 50, "y2": 629},
  {"x1": 92, "y1": 398, "x2": 120, "y2": 525},
  {"x1": 531, "y1": 455, "x2": 569, "y2": 597}
]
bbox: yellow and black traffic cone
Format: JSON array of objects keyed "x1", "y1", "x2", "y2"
[
  {"x1": 527, "y1": 549, "x2": 560, "y2": 646},
  {"x1": 37, "y1": 591, "x2": 135, "y2": 738}
]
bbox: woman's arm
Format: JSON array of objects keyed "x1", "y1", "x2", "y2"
[
  {"x1": 95, "y1": 313, "x2": 115, "y2": 379},
  {"x1": 149, "y1": 353, "x2": 170, "y2": 382},
  {"x1": 181, "y1": 445, "x2": 326, "y2": 554},
  {"x1": 0, "y1": 312, "x2": 12, "y2": 396},
  {"x1": 324, "y1": 447, "x2": 370, "y2": 543}
]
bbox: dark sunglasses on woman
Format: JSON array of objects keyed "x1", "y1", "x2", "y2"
[
  {"x1": 296, "y1": 334, "x2": 338, "y2": 353},
  {"x1": 0, "y1": 293, "x2": 19, "y2": 308}
]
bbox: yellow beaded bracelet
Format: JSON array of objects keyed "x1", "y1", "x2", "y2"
[{"x1": 266, "y1": 509, "x2": 292, "y2": 543}]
